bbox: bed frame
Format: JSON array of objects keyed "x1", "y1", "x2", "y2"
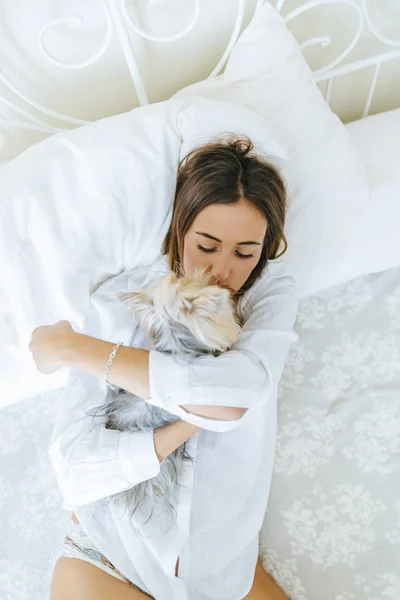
[{"x1": 1, "y1": 0, "x2": 399, "y2": 139}]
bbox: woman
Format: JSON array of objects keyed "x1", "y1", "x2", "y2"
[{"x1": 30, "y1": 137, "x2": 299, "y2": 600}]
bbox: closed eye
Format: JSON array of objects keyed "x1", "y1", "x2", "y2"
[
  {"x1": 197, "y1": 244, "x2": 254, "y2": 260},
  {"x1": 235, "y1": 250, "x2": 254, "y2": 259},
  {"x1": 197, "y1": 244, "x2": 216, "y2": 254}
]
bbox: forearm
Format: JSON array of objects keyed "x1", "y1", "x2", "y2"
[
  {"x1": 153, "y1": 420, "x2": 200, "y2": 462},
  {"x1": 59, "y1": 331, "x2": 150, "y2": 399},
  {"x1": 58, "y1": 331, "x2": 243, "y2": 421}
]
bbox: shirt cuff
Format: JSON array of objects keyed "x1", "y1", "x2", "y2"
[
  {"x1": 148, "y1": 350, "x2": 246, "y2": 432},
  {"x1": 148, "y1": 349, "x2": 189, "y2": 411},
  {"x1": 119, "y1": 429, "x2": 161, "y2": 485}
]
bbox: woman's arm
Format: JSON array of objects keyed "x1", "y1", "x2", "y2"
[
  {"x1": 48, "y1": 367, "x2": 163, "y2": 509},
  {"x1": 49, "y1": 352, "x2": 201, "y2": 509},
  {"x1": 154, "y1": 420, "x2": 201, "y2": 463},
  {"x1": 57, "y1": 331, "x2": 245, "y2": 423},
  {"x1": 50, "y1": 394, "x2": 199, "y2": 509},
  {"x1": 56, "y1": 258, "x2": 299, "y2": 434},
  {"x1": 47, "y1": 266, "x2": 230, "y2": 511}
]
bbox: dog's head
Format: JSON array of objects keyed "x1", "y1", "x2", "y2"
[{"x1": 115, "y1": 269, "x2": 241, "y2": 355}]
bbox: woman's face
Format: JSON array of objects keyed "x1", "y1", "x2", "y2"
[{"x1": 182, "y1": 200, "x2": 267, "y2": 292}]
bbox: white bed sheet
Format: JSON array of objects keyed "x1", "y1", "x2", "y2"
[{"x1": 1, "y1": 265, "x2": 399, "y2": 600}]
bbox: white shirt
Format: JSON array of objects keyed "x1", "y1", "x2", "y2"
[{"x1": 48, "y1": 254, "x2": 299, "y2": 600}]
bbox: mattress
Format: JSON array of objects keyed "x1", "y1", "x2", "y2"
[
  {"x1": 259, "y1": 266, "x2": 400, "y2": 600},
  {"x1": 1, "y1": 264, "x2": 399, "y2": 600}
]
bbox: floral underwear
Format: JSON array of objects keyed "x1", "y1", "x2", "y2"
[{"x1": 59, "y1": 516, "x2": 154, "y2": 598}]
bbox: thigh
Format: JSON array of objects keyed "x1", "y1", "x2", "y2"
[
  {"x1": 242, "y1": 558, "x2": 288, "y2": 600},
  {"x1": 49, "y1": 556, "x2": 152, "y2": 600}
]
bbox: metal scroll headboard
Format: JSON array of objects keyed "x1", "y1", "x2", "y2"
[{"x1": 0, "y1": 0, "x2": 399, "y2": 158}]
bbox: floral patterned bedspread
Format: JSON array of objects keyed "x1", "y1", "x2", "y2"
[
  {"x1": 260, "y1": 267, "x2": 400, "y2": 600},
  {"x1": 1, "y1": 267, "x2": 399, "y2": 600}
]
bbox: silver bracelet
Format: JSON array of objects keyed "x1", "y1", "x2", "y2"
[{"x1": 103, "y1": 341, "x2": 124, "y2": 386}]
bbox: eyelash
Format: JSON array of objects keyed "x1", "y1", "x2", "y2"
[{"x1": 197, "y1": 244, "x2": 254, "y2": 260}]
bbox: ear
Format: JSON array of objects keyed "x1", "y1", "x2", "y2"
[
  {"x1": 115, "y1": 289, "x2": 153, "y2": 320},
  {"x1": 115, "y1": 288, "x2": 163, "y2": 342}
]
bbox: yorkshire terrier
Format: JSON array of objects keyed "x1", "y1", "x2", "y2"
[{"x1": 89, "y1": 268, "x2": 241, "y2": 529}]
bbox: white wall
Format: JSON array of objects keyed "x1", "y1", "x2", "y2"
[{"x1": 1, "y1": 0, "x2": 399, "y2": 164}]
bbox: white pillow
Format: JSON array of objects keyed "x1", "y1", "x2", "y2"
[
  {"x1": 174, "y1": 1, "x2": 371, "y2": 292},
  {"x1": 0, "y1": 97, "x2": 288, "y2": 408},
  {"x1": 342, "y1": 107, "x2": 400, "y2": 278}
]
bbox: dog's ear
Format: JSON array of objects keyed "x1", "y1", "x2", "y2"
[
  {"x1": 115, "y1": 290, "x2": 153, "y2": 320},
  {"x1": 116, "y1": 288, "x2": 163, "y2": 341}
]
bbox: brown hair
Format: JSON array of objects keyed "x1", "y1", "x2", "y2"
[{"x1": 162, "y1": 135, "x2": 288, "y2": 295}]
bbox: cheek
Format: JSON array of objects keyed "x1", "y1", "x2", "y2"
[
  {"x1": 234, "y1": 256, "x2": 260, "y2": 286},
  {"x1": 239, "y1": 256, "x2": 259, "y2": 274},
  {"x1": 183, "y1": 241, "x2": 201, "y2": 276}
]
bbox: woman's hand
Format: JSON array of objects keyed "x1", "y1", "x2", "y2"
[{"x1": 29, "y1": 320, "x2": 75, "y2": 374}]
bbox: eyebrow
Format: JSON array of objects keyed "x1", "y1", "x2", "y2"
[{"x1": 195, "y1": 231, "x2": 262, "y2": 246}]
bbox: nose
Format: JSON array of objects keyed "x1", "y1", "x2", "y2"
[{"x1": 211, "y1": 258, "x2": 231, "y2": 284}]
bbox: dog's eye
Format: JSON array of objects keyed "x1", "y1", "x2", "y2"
[{"x1": 197, "y1": 244, "x2": 216, "y2": 254}]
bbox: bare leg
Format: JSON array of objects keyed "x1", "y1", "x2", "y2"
[
  {"x1": 50, "y1": 557, "x2": 151, "y2": 599},
  {"x1": 73, "y1": 513, "x2": 180, "y2": 576},
  {"x1": 71, "y1": 514, "x2": 285, "y2": 597},
  {"x1": 243, "y1": 557, "x2": 288, "y2": 600}
]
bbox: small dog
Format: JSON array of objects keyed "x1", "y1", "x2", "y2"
[{"x1": 89, "y1": 268, "x2": 241, "y2": 530}]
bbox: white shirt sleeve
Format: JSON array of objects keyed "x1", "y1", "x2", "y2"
[
  {"x1": 48, "y1": 267, "x2": 162, "y2": 510},
  {"x1": 147, "y1": 257, "x2": 299, "y2": 433}
]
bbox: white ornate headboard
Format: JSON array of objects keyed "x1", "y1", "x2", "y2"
[{"x1": 1, "y1": 0, "x2": 399, "y2": 164}]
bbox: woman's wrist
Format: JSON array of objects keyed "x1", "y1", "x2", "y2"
[
  {"x1": 153, "y1": 420, "x2": 200, "y2": 463},
  {"x1": 55, "y1": 330, "x2": 151, "y2": 399},
  {"x1": 57, "y1": 331, "x2": 76, "y2": 367}
]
